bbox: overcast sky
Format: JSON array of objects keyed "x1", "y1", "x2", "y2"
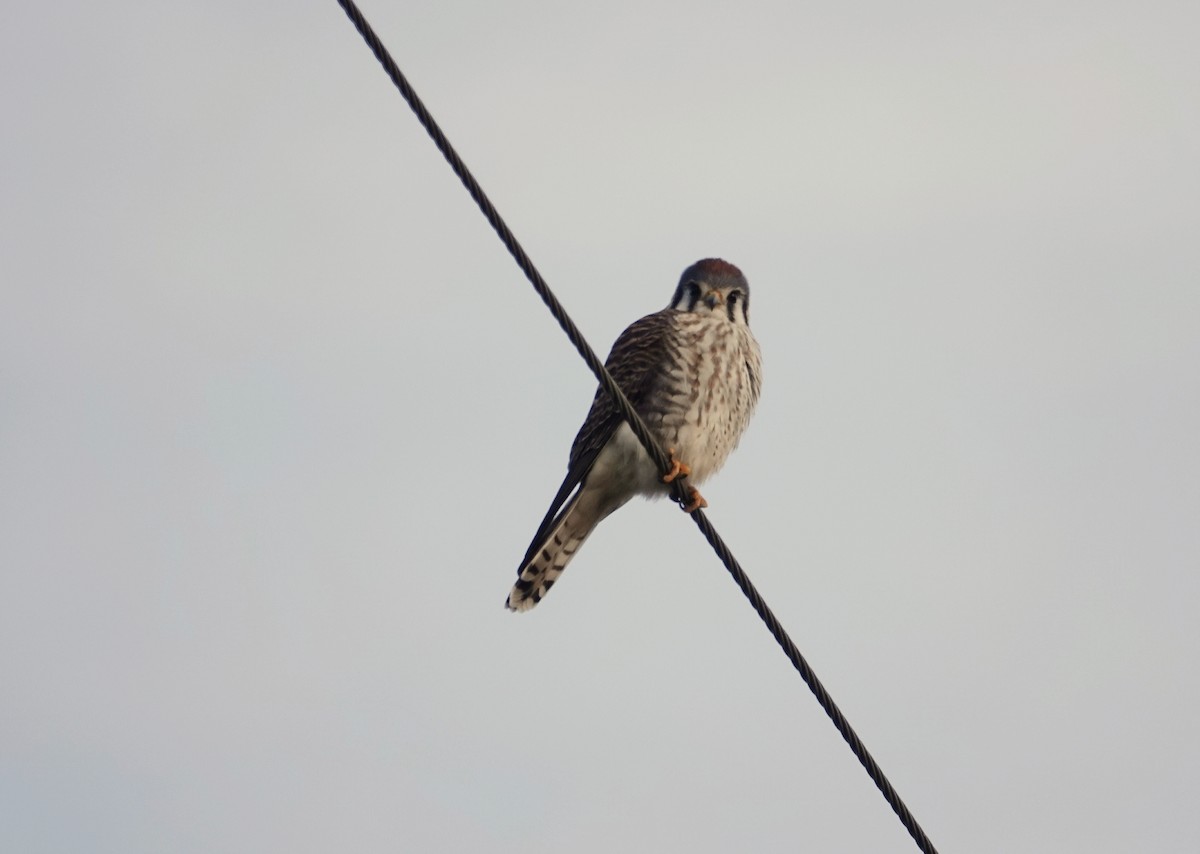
[{"x1": 3, "y1": 2, "x2": 1199, "y2": 852}]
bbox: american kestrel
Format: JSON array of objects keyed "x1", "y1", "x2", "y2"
[{"x1": 506, "y1": 258, "x2": 762, "y2": 612}]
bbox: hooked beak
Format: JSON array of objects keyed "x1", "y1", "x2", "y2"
[{"x1": 703, "y1": 289, "x2": 724, "y2": 310}]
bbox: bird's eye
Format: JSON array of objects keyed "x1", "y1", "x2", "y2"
[{"x1": 727, "y1": 291, "x2": 740, "y2": 306}]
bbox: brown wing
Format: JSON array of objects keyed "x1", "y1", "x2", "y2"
[
  {"x1": 518, "y1": 309, "x2": 675, "y2": 569},
  {"x1": 567, "y1": 309, "x2": 675, "y2": 471}
]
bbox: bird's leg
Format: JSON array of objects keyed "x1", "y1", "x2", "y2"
[
  {"x1": 682, "y1": 486, "x2": 708, "y2": 513},
  {"x1": 661, "y1": 447, "x2": 692, "y2": 484},
  {"x1": 662, "y1": 448, "x2": 704, "y2": 511}
]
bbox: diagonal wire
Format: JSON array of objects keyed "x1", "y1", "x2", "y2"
[{"x1": 333, "y1": 3, "x2": 939, "y2": 852}]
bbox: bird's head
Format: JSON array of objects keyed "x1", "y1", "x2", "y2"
[{"x1": 669, "y1": 258, "x2": 751, "y2": 326}]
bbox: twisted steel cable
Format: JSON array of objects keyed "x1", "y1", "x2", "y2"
[{"x1": 334, "y1": 3, "x2": 939, "y2": 851}]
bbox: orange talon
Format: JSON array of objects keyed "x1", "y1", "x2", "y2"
[
  {"x1": 661, "y1": 448, "x2": 692, "y2": 484},
  {"x1": 682, "y1": 487, "x2": 708, "y2": 513}
]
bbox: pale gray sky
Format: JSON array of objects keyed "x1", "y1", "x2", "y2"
[{"x1": 3, "y1": 2, "x2": 1198, "y2": 852}]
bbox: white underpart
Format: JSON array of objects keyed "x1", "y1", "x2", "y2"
[{"x1": 657, "y1": 307, "x2": 761, "y2": 487}]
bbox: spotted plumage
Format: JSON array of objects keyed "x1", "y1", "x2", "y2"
[{"x1": 506, "y1": 258, "x2": 762, "y2": 612}]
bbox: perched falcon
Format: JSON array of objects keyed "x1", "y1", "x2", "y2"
[{"x1": 506, "y1": 258, "x2": 762, "y2": 612}]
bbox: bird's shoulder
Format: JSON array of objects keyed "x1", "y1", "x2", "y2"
[{"x1": 605, "y1": 308, "x2": 678, "y2": 380}]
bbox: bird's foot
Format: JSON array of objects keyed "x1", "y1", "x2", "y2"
[
  {"x1": 661, "y1": 448, "x2": 692, "y2": 484},
  {"x1": 681, "y1": 486, "x2": 708, "y2": 514}
]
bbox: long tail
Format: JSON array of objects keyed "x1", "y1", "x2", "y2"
[{"x1": 506, "y1": 489, "x2": 604, "y2": 612}]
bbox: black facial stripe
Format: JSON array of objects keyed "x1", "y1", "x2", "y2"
[
  {"x1": 686, "y1": 281, "x2": 700, "y2": 311},
  {"x1": 671, "y1": 281, "x2": 701, "y2": 311},
  {"x1": 725, "y1": 290, "x2": 743, "y2": 323}
]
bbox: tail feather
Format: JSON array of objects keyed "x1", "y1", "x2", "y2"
[{"x1": 506, "y1": 491, "x2": 597, "y2": 612}]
